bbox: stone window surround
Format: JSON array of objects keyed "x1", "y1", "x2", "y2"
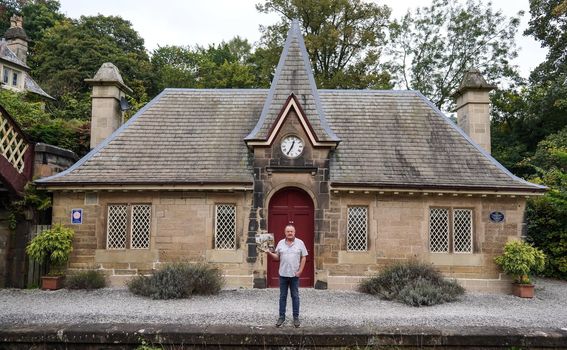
[
  {"x1": 214, "y1": 203, "x2": 237, "y2": 250},
  {"x1": 428, "y1": 206, "x2": 474, "y2": 254},
  {"x1": 106, "y1": 202, "x2": 152, "y2": 250},
  {"x1": 1, "y1": 66, "x2": 21, "y2": 88},
  {"x1": 346, "y1": 206, "x2": 368, "y2": 252}
]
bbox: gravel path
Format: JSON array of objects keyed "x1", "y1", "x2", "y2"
[{"x1": 1, "y1": 278, "x2": 567, "y2": 329}]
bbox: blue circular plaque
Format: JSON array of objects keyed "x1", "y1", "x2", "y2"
[{"x1": 490, "y1": 211, "x2": 505, "y2": 223}]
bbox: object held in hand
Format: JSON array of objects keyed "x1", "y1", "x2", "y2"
[{"x1": 255, "y1": 233, "x2": 275, "y2": 253}]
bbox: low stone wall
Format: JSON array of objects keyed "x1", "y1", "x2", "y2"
[{"x1": 1, "y1": 323, "x2": 565, "y2": 349}]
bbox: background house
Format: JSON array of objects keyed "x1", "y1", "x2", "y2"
[
  {"x1": 0, "y1": 15, "x2": 52, "y2": 100},
  {"x1": 37, "y1": 21, "x2": 545, "y2": 292}
]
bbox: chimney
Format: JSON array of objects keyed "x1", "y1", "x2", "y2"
[
  {"x1": 85, "y1": 63, "x2": 132, "y2": 149},
  {"x1": 4, "y1": 15, "x2": 28, "y2": 64},
  {"x1": 453, "y1": 68, "x2": 496, "y2": 154}
]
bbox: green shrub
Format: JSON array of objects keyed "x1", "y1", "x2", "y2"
[
  {"x1": 65, "y1": 270, "x2": 106, "y2": 290},
  {"x1": 25, "y1": 224, "x2": 74, "y2": 275},
  {"x1": 128, "y1": 263, "x2": 224, "y2": 299},
  {"x1": 359, "y1": 260, "x2": 465, "y2": 306},
  {"x1": 494, "y1": 240, "x2": 546, "y2": 284},
  {"x1": 526, "y1": 195, "x2": 567, "y2": 279}
]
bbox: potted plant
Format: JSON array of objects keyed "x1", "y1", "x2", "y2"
[
  {"x1": 26, "y1": 224, "x2": 74, "y2": 290},
  {"x1": 494, "y1": 240, "x2": 546, "y2": 298}
]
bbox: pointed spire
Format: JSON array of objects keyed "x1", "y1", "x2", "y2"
[{"x1": 245, "y1": 19, "x2": 339, "y2": 143}]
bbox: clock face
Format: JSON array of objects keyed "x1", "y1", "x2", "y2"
[{"x1": 280, "y1": 135, "x2": 304, "y2": 158}]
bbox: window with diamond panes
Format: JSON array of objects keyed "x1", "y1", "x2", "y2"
[
  {"x1": 131, "y1": 205, "x2": 151, "y2": 249},
  {"x1": 347, "y1": 206, "x2": 368, "y2": 251},
  {"x1": 429, "y1": 208, "x2": 449, "y2": 253},
  {"x1": 215, "y1": 204, "x2": 236, "y2": 250},
  {"x1": 453, "y1": 209, "x2": 472, "y2": 253},
  {"x1": 107, "y1": 205, "x2": 128, "y2": 249}
]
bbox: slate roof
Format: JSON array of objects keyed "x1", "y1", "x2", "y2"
[
  {"x1": 0, "y1": 40, "x2": 53, "y2": 99},
  {"x1": 37, "y1": 87, "x2": 543, "y2": 192},
  {"x1": 39, "y1": 89, "x2": 265, "y2": 185},
  {"x1": 0, "y1": 40, "x2": 28, "y2": 69},
  {"x1": 37, "y1": 20, "x2": 544, "y2": 193},
  {"x1": 24, "y1": 75, "x2": 54, "y2": 100},
  {"x1": 245, "y1": 20, "x2": 339, "y2": 143}
]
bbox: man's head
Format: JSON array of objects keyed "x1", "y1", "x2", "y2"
[{"x1": 284, "y1": 224, "x2": 296, "y2": 241}]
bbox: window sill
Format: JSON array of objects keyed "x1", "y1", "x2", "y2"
[
  {"x1": 338, "y1": 251, "x2": 376, "y2": 264},
  {"x1": 205, "y1": 249, "x2": 244, "y2": 263},
  {"x1": 95, "y1": 249, "x2": 158, "y2": 263},
  {"x1": 426, "y1": 253, "x2": 483, "y2": 266}
]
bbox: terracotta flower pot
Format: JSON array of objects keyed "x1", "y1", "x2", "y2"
[
  {"x1": 513, "y1": 283, "x2": 535, "y2": 298},
  {"x1": 41, "y1": 276, "x2": 65, "y2": 290}
]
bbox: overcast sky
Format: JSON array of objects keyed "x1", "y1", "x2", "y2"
[{"x1": 57, "y1": 0, "x2": 546, "y2": 79}]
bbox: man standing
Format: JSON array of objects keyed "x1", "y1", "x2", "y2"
[{"x1": 265, "y1": 224, "x2": 307, "y2": 327}]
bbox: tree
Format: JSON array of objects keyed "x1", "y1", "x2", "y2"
[
  {"x1": 522, "y1": 0, "x2": 567, "y2": 148},
  {"x1": 0, "y1": 0, "x2": 65, "y2": 56},
  {"x1": 492, "y1": 0, "x2": 567, "y2": 169},
  {"x1": 387, "y1": 0, "x2": 522, "y2": 110},
  {"x1": 256, "y1": 0, "x2": 392, "y2": 89},
  {"x1": 30, "y1": 15, "x2": 155, "y2": 120},
  {"x1": 151, "y1": 37, "x2": 260, "y2": 90},
  {"x1": 0, "y1": 89, "x2": 89, "y2": 156},
  {"x1": 525, "y1": 127, "x2": 567, "y2": 279}
]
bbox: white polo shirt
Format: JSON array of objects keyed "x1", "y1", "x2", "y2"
[{"x1": 275, "y1": 238, "x2": 308, "y2": 277}]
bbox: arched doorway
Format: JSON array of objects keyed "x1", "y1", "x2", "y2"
[{"x1": 267, "y1": 187, "x2": 315, "y2": 288}]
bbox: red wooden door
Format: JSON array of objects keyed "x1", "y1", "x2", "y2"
[{"x1": 268, "y1": 187, "x2": 314, "y2": 288}]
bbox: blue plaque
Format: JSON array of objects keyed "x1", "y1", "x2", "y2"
[
  {"x1": 71, "y1": 208, "x2": 83, "y2": 224},
  {"x1": 489, "y1": 211, "x2": 505, "y2": 223}
]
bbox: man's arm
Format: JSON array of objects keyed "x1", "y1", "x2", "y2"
[
  {"x1": 295, "y1": 255, "x2": 306, "y2": 277},
  {"x1": 266, "y1": 248, "x2": 279, "y2": 261}
]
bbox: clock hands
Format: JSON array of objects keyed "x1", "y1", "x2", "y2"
[{"x1": 287, "y1": 140, "x2": 295, "y2": 155}]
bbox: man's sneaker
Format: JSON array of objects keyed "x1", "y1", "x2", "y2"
[
  {"x1": 276, "y1": 317, "x2": 285, "y2": 327},
  {"x1": 293, "y1": 318, "x2": 300, "y2": 328}
]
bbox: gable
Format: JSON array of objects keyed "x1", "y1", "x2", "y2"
[
  {"x1": 245, "y1": 20, "x2": 339, "y2": 144},
  {"x1": 247, "y1": 94, "x2": 338, "y2": 148}
]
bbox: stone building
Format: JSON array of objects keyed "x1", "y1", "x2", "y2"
[
  {"x1": 37, "y1": 21, "x2": 545, "y2": 292},
  {"x1": 0, "y1": 15, "x2": 52, "y2": 100}
]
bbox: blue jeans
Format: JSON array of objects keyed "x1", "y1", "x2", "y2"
[{"x1": 279, "y1": 276, "x2": 300, "y2": 319}]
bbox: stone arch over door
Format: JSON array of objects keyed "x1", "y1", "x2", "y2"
[{"x1": 267, "y1": 187, "x2": 315, "y2": 288}]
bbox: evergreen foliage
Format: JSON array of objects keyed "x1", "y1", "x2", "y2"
[{"x1": 524, "y1": 127, "x2": 567, "y2": 279}]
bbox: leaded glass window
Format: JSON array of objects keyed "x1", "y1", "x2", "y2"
[
  {"x1": 107, "y1": 205, "x2": 128, "y2": 249},
  {"x1": 347, "y1": 206, "x2": 368, "y2": 251},
  {"x1": 215, "y1": 204, "x2": 236, "y2": 250},
  {"x1": 429, "y1": 208, "x2": 473, "y2": 254},
  {"x1": 107, "y1": 204, "x2": 151, "y2": 250}
]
